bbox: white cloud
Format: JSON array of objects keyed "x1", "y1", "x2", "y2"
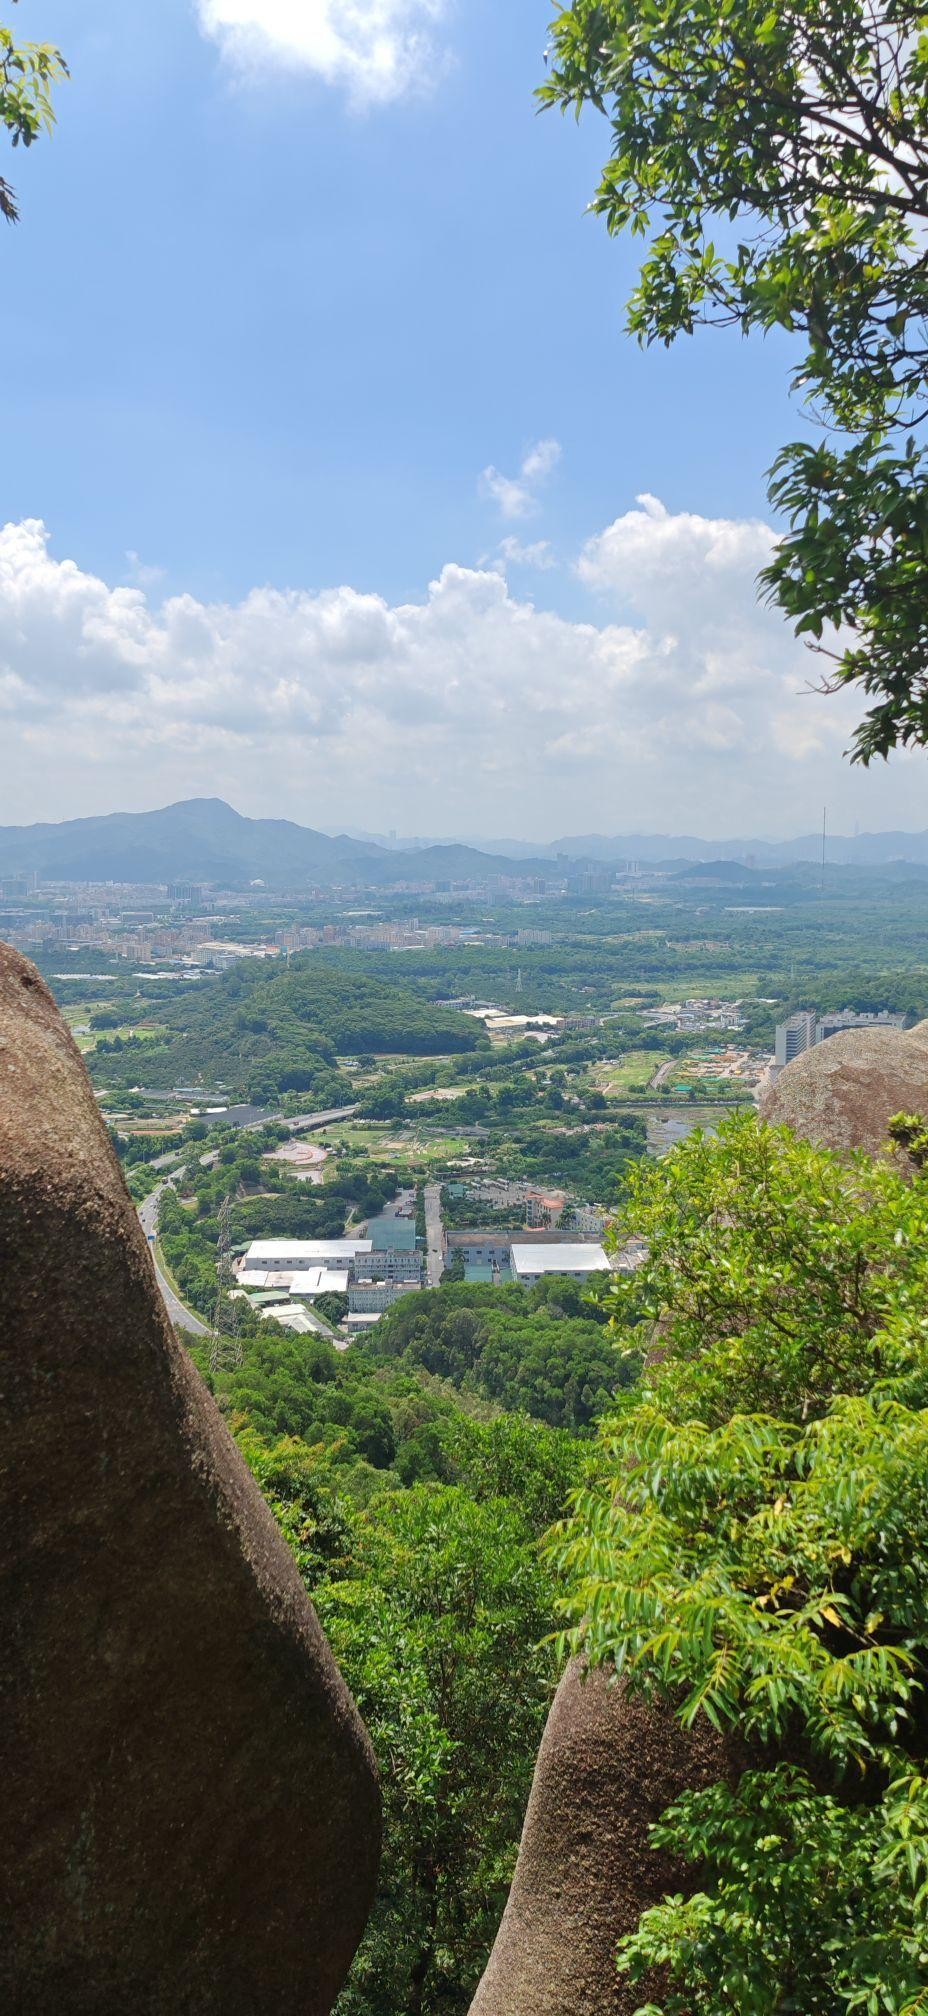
[
  {"x1": 481, "y1": 438, "x2": 561, "y2": 521},
  {"x1": 125, "y1": 550, "x2": 166, "y2": 590},
  {"x1": 0, "y1": 507, "x2": 919, "y2": 837},
  {"x1": 195, "y1": 0, "x2": 449, "y2": 106},
  {"x1": 498, "y1": 536, "x2": 556, "y2": 571},
  {"x1": 578, "y1": 493, "x2": 776, "y2": 627}
]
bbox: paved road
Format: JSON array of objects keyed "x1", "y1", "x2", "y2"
[
  {"x1": 288, "y1": 1104, "x2": 357, "y2": 1133},
  {"x1": 424, "y1": 1182, "x2": 445, "y2": 1287},
  {"x1": 138, "y1": 1182, "x2": 209, "y2": 1336},
  {"x1": 136, "y1": 1103, "x2": 360, "y2": 1335}
]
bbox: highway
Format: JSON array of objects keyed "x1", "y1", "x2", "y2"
[
  {"x1": 138, "y1": 1182, "x2": 209, "y2": 1336},
  {"x1": 288, "y1": 1104, "x2": 357, "y2": 1132},
  {"x1": 149, "y1": 1102, "x2": 358, "y2": 1171}
]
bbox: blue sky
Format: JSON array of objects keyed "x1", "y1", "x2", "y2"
[{"x1": 1, "y1": 0, "x2": 925, "y2": 839}]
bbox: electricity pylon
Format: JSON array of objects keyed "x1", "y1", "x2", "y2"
[{"x1": 209, "y1": 1194, "x2": 243, "y2": 1375}]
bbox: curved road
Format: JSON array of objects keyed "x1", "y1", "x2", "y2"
[
  {"x1": 136, "y1": 1105, "x2": 360, "y2": 1338},
  {"x1": 138, "y1": 1182, "x2": 209, "y2": 1336}
]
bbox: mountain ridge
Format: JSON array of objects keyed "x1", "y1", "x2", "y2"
[
  {"x1": 4, "y1": 797, "x2": 928, "y2": 884},
  {"x1": 0, "y1": 799, "x2": 554, "y2": 888}
]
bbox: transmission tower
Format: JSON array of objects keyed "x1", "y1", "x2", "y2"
[
  {"x1": 515, "y1": 967, "x2": 524, "y2": 995},
  {"x1": 209, "y1": 1194, "x2": 243, "y2": 1375}
]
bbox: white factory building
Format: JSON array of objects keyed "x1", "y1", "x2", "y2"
[
  {"x1": 509, "y1": 1243, "x2": 611, "y2": 1286},
  {"x1": 237, "y1": 1239, "x2": 370, "y2": 1295},
  {"x1": 242, "y1": 1239, "x2": 372, "y2": 1269}
]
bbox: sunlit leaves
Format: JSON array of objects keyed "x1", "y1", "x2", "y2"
[
  {"x1": 549, "y1": 1114, "x2": 928, "y2": 2009},
  {"x1": 0, "y1": 9, "x2": 67, "y2": 223},
  {"x1": 540, "y1": 0, "x2": 928, "y2": 761}
]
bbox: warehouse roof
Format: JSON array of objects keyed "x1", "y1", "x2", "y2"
[
  {"x1": 510, "y1": 1243, "x2": 610, "y2": 1280},
  {"x1": 243, "y1": 1239, "x2": 372, "y2": 1264},
  {"x1": 289, "y1": 1268, "x2": 350, "y2": 1297}
]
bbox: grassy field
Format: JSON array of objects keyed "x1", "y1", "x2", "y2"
[
  {"x1": 590, "y1": 1052, "x2": 669, "y2": 1096},
  {"x1": 647, "y1": 974, "x2": 761, "y2": 1003},
  {"x1": 321, "y1": 1119, "x2": 476, "y2": 1170},
  {"x1": 63, "y1": 1003, "x2": 168, "y2": 1054}
]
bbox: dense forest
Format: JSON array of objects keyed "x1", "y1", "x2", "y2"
[
  {"x1": 91, "y1": 956, "x2": 489, "y2": 1100},
  {"x1": 371, "y1": 1277, "x2": 637, "y2": 1430},
  {"x1": 195, "y1": 1320, "x2": 590, "y2": 2013}
]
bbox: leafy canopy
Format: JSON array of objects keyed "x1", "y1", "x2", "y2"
[
  {"x1": 540, "y1": 0, "x2": 928, "y2": 762},
  {"x1": 1, "y1": 4, "x2": 67, "y2": 222},
  {"x1": 550, "y1": 1114, "x2": 928, "y2": 2013}
]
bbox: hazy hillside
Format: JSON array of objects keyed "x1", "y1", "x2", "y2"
[{"x1": 0, "y1": 799, "x2": 555, "y2": 888}]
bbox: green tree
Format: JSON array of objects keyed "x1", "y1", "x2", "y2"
[
  {"x1": 1, "y1": 4, "x2": 67, "y2": 222},
  {"x1": 550, "y1": 1114, "x2": 928, "y2": 2012},
  {"x1": 540, "y1": 0, "x2": 928, "y2": 762},
  {"x1": 318, "y1": 1486, "x2": 557, "y2": 2016}
]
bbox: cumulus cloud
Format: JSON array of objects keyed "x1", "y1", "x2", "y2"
[
  {"x1": 498, "y1": 536, "x2": 556, "y2": 571},
  {"x1": 579, "y1": 493, "x2": 776, "y2": 624},
  {"x1": 195, "y1": 0, "x2": 449, "y2": 106},
  {"x1": 0, "y1": 508, "x2": 914, "y2": 837},
  {"x1": 481, "y1": 438, "x2": 561, "y2": 521}
]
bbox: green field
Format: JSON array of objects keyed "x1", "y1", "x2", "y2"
[{"x1": 590, "y1": 1052, "x2": 669, "y2": 1096}]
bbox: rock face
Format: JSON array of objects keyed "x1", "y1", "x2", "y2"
[
  {"x1": 0, "y1": 947, "x2": 380, "y2": 2015},
  {"x1": 759, "y1": 1021, "x2": 928, "y2": 1158},
  {"x1": 469, "y1": 1660, "x2": 738, "y2": 2016}
]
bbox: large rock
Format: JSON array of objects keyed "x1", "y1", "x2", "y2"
[
  {"x1": 759, "y1": 1021, "x2": 928, "y2": 1158},
  {"x1": 469, "y1": 1660, "x2": 738, "y2": 2016},
  {"x1": 0, "y1": 947, "x2": 380, "y2": 2015}
]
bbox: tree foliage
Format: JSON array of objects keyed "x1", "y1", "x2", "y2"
[
  {"x1": 372, "y1": 1275, "x2": 636, "y2": 1429},
  {"x1": 1, "y1": 4, "x2": 66, "y2": 222},
  {"x1": 541, "y1": 0, "x2": 928, "y2": 761},
  {"x1": 320, "y1": 1486, "x2": 557, "y2": 2016},
  {"x1": 231, "y1": 1421, "x2": 575, "y2": 2015},
  {"x1": 551, "y1": 1114, "x2": 928, "y2": 2012}
]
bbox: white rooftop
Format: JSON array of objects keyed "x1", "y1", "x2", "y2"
[
  {"x1": 238, "y1": 1270, "x2": 299, "y2": 1291},
  {"x1": 289, "y1": 1268, "x2": 350, "y2": 1298},
  {"x1": 510, "y1": 1243, "x2": 610, "y2": 1279},
  {"x1": 243, "y1": 1239, "x2": 372, "y2": 1264},
  {"x1": 262, "y1": 1304, "x2": 317, "y2": 1334}
]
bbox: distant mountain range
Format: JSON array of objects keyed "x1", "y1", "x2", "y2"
[
  {"x1": 3, "y1": 796, "x2": 928, "y2": 886},
  {"x1": 341, "y1": 825, "x2": 928, "y2": 869},
  {"x1": 0, "y1": 799, "x2": 555, "y2": 889}
]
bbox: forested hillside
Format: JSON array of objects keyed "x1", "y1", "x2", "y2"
[
  {"x1": 371, "y1": 1277, "x2": 636, "y2": 1430},
  {"x1": 92, "y1": 954, "x2": 488, "y2": 1100},
  {"x1": 197, "y1": 1325, "x2": 589, "y2": 2013}
]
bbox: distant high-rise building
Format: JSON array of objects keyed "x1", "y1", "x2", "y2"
[
  {"x1": 774, "y1": 1011, "x2": 817, "y2": 1067},
  {"x1": 775, "y1": 1006, "x2": 907, "y2": 1068}
]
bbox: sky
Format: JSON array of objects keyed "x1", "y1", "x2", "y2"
[{"x1": 1, "y1": 0, "x2": 926, "y2": 842}]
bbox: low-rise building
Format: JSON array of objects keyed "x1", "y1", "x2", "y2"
[
  {"x1": 289, "y1": 1268, "x2": 350, "y2": 1299},
  {"x1": 241, "y1": 1239, "x2": 372, "y2": 1273},
  {"x1": 347, "y1": 1280, "x2": 420, "y2": 1316},
  {"x1": 510, "y1": 1242, "x2": 611, "y2": 1287}
]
